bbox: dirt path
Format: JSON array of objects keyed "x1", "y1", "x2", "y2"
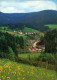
[{"x1": 33, "y1": 41, "x2": 39, "y2": 48}]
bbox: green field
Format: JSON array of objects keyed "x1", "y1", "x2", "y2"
[
  {"x1": 0, "y1": 27, "x2": 8, "y2": 30},
  {"x1": 0, "y1": 27, "x2": 43, "y2": 40},
  {"x1": 0, "y1": 29, "x2": 27, "y2": 40},
  {"x1": 18, "y1": 53, "x2": 40, "y2": 59},
  {"x1": 45, "y1": 24, "x2": 57, "y2": 30},
  {"x1": 0, "y1": 26, "x2": 39, "y2": 33},
  {"x1": 0, "y1": 59, "x2": 57, "y2": 80},
  {"x1": 23, "y1": 27, "x2": 39, "y2": 32},
  {"x1": 14, "y1": 33, "x2": 27, "y2": 40}
]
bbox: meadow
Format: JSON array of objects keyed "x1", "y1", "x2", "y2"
[
  {"x1": 0, "y1": 26, "x2": 44, "y2": 40},
  {"x1": 0, "y1": 28, "x2": 27, "y2": 40},
  {"x1": 0, "y1": 26, "x2": 39, "y2": 33},
  {"x1": 18, "y1": 53, "x2": 41, "y2": 59},
  {"x1": 0, "y1": 59, "x2": 57, "y2": 80},
  {"x1": 45, "y1": 24, "x2": 57, "y2": 30},
  {"x1": 23, "y1": 27, "x2": 39, "y2": 32}
]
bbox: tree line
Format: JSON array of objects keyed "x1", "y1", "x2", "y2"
[{"x1": 0, "y1": 31, "x2": 25, "y2": 61}]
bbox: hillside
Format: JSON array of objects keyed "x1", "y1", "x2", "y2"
[
  {"x1": 0, "y1": 10, "x2": 57, "y2": 31},
  {"x1": 45, "y1": 24, "x2": 57, "y2": 30},
  {"x1": 23, "y1": 27, "x2": 40, "y2": 32},
  {"x1": 0, "y1": 59, "x2": 57, "y2": 80}
]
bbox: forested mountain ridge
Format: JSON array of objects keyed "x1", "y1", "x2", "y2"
[{"x1": 0, "y1": 10, "x2": 57, "y2": 31}]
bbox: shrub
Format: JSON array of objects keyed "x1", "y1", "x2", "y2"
[
  {"x1": 8, "y1": 47, "x2": 15, "y2": 61},
  {"x1": 38, "y1": 53, "x2": 56, "y2": 65},
  {"x1": 46, "y1": 54, "x2": 56, "y2": 65},
  {"x1": 48, "y1": 64, "x2": 56, "y2": 70},
  {"x1": 0, "y1": 52, "x2": 7, "y2": 58}
]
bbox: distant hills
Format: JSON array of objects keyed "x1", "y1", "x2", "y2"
[{"x1": 0, "y1": 10, "x2": 57, "y2": 31}]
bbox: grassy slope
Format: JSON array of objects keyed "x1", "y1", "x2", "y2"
[
  {"x1": 0, "y1": 29, "x2": 27, "y2": 40},
  {"x1": 23, "y1": 27, "x2": 40, "y2": 32},
  {"x1": 18, "y1": 53, "x2": 40, "y2": 59},
  {"x1": 0, "y1": 59, "x2": 57, "y2": 80},
  {"x1": 45, "y1": 24, "x2": 57, "y2": 30},
  {"x1": 0, "y1": 27, "x2": 39, "y2": 33},
  {"x1": 0, "y1": 27, "x2": 43, "y2": 40}
]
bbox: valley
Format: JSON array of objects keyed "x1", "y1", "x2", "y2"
[{"x1": 0, "y1": 9, "x2": 57, "y2": 80}]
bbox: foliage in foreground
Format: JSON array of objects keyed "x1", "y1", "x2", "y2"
[
  {"x1": 18, "y1": 52, "x2": 57, "y2": 71},
  {"x1": 0, "y1": 31, "x2": 26, "y2": 61},
  {"x1": 0, "y1": 59, "x2": 57, "y2": 80}
]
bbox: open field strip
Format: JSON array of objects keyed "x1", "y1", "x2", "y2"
[
  {"x1": 18, "y1": 53, "x2": 41, "y2": 59},
  {"x1": 45, "y1": 24, "x2": 57, "y2": 30}
]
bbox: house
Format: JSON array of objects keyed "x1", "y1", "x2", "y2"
[
  {"x1": 17, "y1": 31, "x2": 23, "y2": 34},
  {"x1": 24, "y1": 32, "x2": 34, "y2": 34},
  {"x1": 14, "y1": 30, "x2": 16, "y2": 33},
  {"x1": 24, "y1": 32, "x2": 28, "y2": 34},
  {"x1": 28, "y1": 32, "x2": 33, "y2": 34}
]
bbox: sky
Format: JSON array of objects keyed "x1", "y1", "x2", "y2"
[{"x1": 0, "y1": 0, "x2": 57, "y2": 13}]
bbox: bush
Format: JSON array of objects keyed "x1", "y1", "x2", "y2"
[
  {"x1": 46, "y1": 54, "x2": 56, "y2": 65},
  {"x1": 0, "y1": 52, "x2": 7, "y2": 58},
  {"x1": 8, "y1": 47, "x2": 15, "y2": 61},
  {"x1": 48, "y1": 64, "x2": 56, "y2": 70},
  {"x1": 38, "y1": 53, "x2": 56, "y2": 65},
  {"x1": 37, "y1": 53, "x2": 47, "y2": 61},
  {"x1": 54, "y1": 53, "x2": 57, "y2": 64}
]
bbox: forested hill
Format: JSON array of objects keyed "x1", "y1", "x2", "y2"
[{"x1": 0, "y1": 10, "x2": 57, "y2": 31}]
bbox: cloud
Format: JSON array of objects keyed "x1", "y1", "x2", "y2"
[
  {"x1": 0, "y1": 1, "x2": 57, "y2": 13},
  {"x1": 0, "y1": 7, "x2": 25, "y2": 13}
]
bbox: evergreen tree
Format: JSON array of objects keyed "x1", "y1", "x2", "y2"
[{"x1": 44, "y1": 30, "x2": 57, "y2": 53}]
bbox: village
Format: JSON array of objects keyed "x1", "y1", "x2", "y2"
[
  {"x1": 27, "y1": 40, "x2": 45, "y2": 52},
  {"x1": 10, "y1": 30, "x2": 45, "y2": 52},
  {"x1": 13, "y1": 30, "x2": 37, "y2": 35},
  {"x1": 13, "y1": 30, "x2": 45, "y2": 52}
]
